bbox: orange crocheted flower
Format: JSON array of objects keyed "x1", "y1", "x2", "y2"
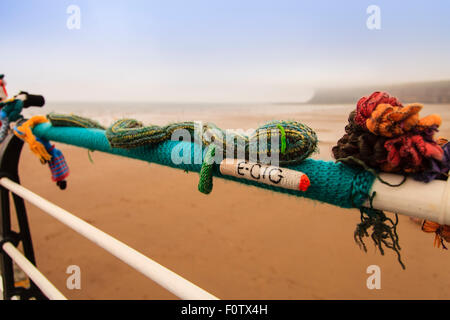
[
  {"x1": 436, "y1": 137, "x2": 449, "y2": 146},
  {"x1": 417, "y1": 114, "x2": 442, "y2": 131},
  {"x1": 422, "y1": 220, "x2": 450, "y2": 249},
  {"x1": 366, "y1": 103, "x2": 441, "y2": 137}
]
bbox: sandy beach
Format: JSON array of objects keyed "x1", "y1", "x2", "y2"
[{"x1": 11, "y1": 104, "x2": 450, "y2": 299}]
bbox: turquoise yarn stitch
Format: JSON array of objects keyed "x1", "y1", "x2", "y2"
[
  {"x1": 32, "y1": 123, "x2": 376, "y2": 209},
  {"x1": 0, "y1": 99, "x2": 24, "y2": 121}
]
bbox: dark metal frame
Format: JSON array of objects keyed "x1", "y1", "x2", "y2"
[{"x1": 0, "y1": 132, "x2": 47, "y2": 300}]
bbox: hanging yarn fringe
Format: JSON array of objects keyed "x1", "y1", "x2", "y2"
[
  {"x1": 355, "y1": 193, "x2": 405, "y2": 269},
  {"x1": 333, "y1": 91, "x2": 450, "y2": 257},
  {"x1": 37, "y1": 137, "x2": 69, "y2": 190}
]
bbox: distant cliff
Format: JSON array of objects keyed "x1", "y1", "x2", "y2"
[{"x1": 308, "y1": 80, "x2": 450, "y2": 104}]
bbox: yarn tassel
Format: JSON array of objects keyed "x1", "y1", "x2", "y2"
[
  {"x1": 37, "y1": 137, "x2": 69, "y2": 190},
  {"x1": 14, "y1": 116, "x2": 52, "y2": 163},
  {"x1": 354, "y1": 193, "x2": 405, "y2": 269},
  {"x1": 48, "y1": 147, "x2": 69, "y2": 190}
]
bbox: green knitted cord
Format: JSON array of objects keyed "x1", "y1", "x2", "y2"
[
  {"x1": 248, "y1": 120, "x2": 318, "y2": 165},
  {"x1": 198, "y1": 145, "x2": 216, "y2": 194},
  {"x1": 47, "y1": 113, "x2": 105, "y2": 130},
  {"x1": 276, "y1": 123, "x2": 287, "y2": 154},
  {"x1": 106, "y1": 119, "x2": 206, "y2": 148},
  {"x1": 104, "y1": 118, "x2": 317, "y2": 165}
]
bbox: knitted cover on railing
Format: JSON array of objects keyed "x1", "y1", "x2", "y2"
[{"x1": 32, "y1": 122, "x2": 376, "y2": 209}]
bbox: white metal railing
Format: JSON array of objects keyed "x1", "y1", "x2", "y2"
[
  {"x1": 2, "y1": 242, "x2": 67, "y2": 300},
  {"x1": 0, "y1": 177, "x2": 219, "y2": 300}
]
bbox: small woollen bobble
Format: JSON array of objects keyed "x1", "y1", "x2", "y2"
[
  {"x1": 48, "y1": 146, "x2": 69, "y2": 190},
  {"x1": 37, "y1": 137, "x2": 69, "y2": 190}
]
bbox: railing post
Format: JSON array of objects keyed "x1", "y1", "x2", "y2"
[{"x1": 0, "y1": 131, "x2": 46, "y2": 300}]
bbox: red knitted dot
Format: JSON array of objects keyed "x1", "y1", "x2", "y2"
[{"x1": 298, "y1": 174, "x2": 310, "y2": 191}]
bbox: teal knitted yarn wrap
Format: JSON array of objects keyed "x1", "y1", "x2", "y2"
[
  {"x1": 248, "y1": 120, "x2": 318, "y2": 165},
  {"x1": 32, "y1": 123, "x2": 375, "y2": 209}
]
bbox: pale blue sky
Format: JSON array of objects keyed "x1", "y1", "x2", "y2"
[{"x1": 1, "y1": 0, "x2": 450, "y2": 102}]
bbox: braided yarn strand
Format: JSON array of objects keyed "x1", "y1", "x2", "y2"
[{"x1": 47, "y1": 112, "x2": 105, "y2": 130}]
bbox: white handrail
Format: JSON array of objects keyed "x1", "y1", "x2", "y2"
[
  {"x1": 367, "y1": 173, "x2": 450, "y2": 225},
  {"x1": 2, "y1": 242, "x2": 67, "y2": 300},
  {"x1": 0, "y1": 177, "x2": 218, "y2": 300}
]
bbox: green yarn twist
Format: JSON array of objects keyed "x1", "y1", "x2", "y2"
[
  {"x1": 249, "y1": 120, "x2": 318, "y2": 165},
  {"x1": 47, "y1": 113, "x2": 105, "y2": 130},
  {"x1": 104, "y1": 118, "x2": 318, "y2": 165},
  {"x1": 198, "y1": 145, "x2": 216, "y2": 194},
  {"x1": 106, "y1": 119, "x2": 216, "y2": 148}
]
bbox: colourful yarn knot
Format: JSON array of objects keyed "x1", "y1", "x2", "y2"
[
  {"x1": 355, "y1": 91, "x2": 402, "y2": 129},
  {"x1": 332, "y1": 111, "x2": 388, "y2": 168},
  {"x1": 333, "y1": 92, "x2": 445, "y2": 176},
  {"x1": 37, "y1": 138, "x2": 70, "y2": 189},
  {"x1": 14, "y1": 116, "x2": 52, "y2": 163},
  {"x1": 383, "y1": 134, "x2": 444, "y2": 173},
  {"x1": 14, "y1": 116, "x2": 69, "y2": 189},
  {"x1": 334, "y1": 91, "x2": 450, "y2": 254},
  {"x1": 414, "y1": 140, "x2": 450, "y2": 182}
]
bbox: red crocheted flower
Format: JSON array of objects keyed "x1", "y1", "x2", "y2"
[
  {"x1": 383, "y1": 135, "x2": 444, "y2": 172},
  {"x1": 355, "y1": 92, "x2": 403, "y2": 129}
]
